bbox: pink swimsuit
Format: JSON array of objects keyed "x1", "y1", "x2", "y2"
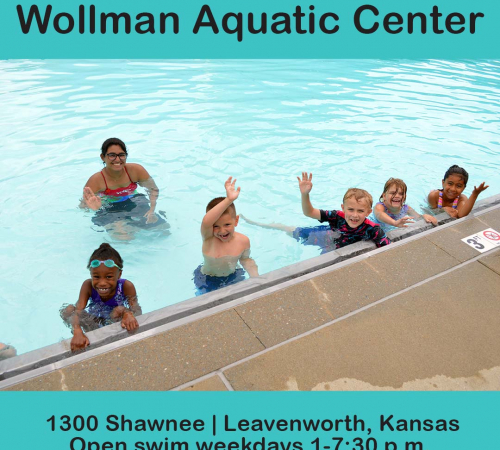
[{"x1": 437, "y1": 190, "x2": 459, "y2": 209}]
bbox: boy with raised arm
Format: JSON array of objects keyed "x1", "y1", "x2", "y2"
[
  {"x1": 195, "y1": 177, "x2": 258, "y2": 295},
  {"x1": 298, "y1": 172, "x2": 390, "y2": 249}
]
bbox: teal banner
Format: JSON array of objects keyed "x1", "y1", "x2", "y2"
[
  {"x1": 0, "y1": 0, "x2": 499, "y2": 58},
  {"x1": 0, "y1": 392, "x2": 498, "y2": 449}
]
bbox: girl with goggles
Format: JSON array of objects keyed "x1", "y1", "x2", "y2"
[{"x1": 60, "y1": 243, "x2": 142, "y2": 352}]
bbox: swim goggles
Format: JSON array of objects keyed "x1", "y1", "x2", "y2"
[{"x1": 89, "y1": 259, "x2": 122, "y2": 270}]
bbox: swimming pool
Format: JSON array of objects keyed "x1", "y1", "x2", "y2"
[{"x1": 1, "y1": 59, "x2": 499, "y2": 355}]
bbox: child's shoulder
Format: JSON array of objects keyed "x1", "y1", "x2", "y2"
[
  {"x1": 428, "y1": 189, "x2": 440, "y2": 205},
  {"x1": 234, "y1": 232, "x2": 251, "y2": 246}
]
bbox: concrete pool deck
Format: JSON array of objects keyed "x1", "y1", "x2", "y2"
[{"x1": 2, "y1": 201, "x2": 500, "y2": 391}]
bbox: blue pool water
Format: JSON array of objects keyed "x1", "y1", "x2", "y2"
[{"x1": 1, "y1": 60, "x2": 500, "y2": 355}]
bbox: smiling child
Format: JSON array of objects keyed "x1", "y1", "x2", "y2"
[
  {"x1": 298, "y1": 172, "x2": 390, "y2": 249},
  {"x1": 60, "y1": 243, "x2": 142, "y2": 352},
  {"x1": 194, "y1": 177, "x2": 258, "y2": 295},
  {"x1": 428, "y1": 165, "x2": 489, "y2": 219}
]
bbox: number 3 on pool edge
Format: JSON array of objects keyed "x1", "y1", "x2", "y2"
[{"x1": 467, "y1": 238, "x2": 485, "y2": 250}]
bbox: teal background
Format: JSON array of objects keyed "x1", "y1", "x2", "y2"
[
  {"x1": 0, "y1": 0, "x2": 499, "y2": 58},
  {"x1": 0, "y1": 392, "x2": 498, "y2": 448}
]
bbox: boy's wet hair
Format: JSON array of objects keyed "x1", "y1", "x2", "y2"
[
  {"x1": 343, "y1": 188, "x2": 373, "y2": 208},
  {"x1": 87, "y1": 243, "x2": 124, "y2": 270},
  {"x1": 443, "y1": 165, "x2": 468, "y2": 186},
  {"x1": 101, "y1": 137, "x2": 127, "y2": 156},
  {"x1": 206, "y1": 197, "x2": 237, "y2": 216},
  {"x1": 380, "y1": 178, "x2": 407, "y2": 204}
]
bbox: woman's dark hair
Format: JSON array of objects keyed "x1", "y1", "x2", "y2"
[
  {"x1": 101, "y1": 138, "x2": 127, "y2": 156},
  {"x1": 443, "y1": 165, "x2": 468, "y2": 186},
  {"x1": 87, "y1": 243, "x2": 124, "y2": 270}
]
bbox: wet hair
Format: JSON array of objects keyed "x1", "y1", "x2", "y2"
[
  {"x1": 380, "y1": 178, "x2": 407, "y2": 205},
  {"x1": 343, "y1": 188, "x2": 373, "y2": 208},
  {"x1": 443, "y1": 165, "x2": 468, "y2": 186},
  {"x1": 101, "y1": 138, "x2": 127, "y2": 156},
  {"x1": 206, "y1": 197, "x2": 237, "y2": 216},
  {"x1": 87, "y1": 243, "x2": 124, "y2": 270}
]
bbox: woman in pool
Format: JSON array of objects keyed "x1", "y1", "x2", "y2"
[
  {"x1": 428, "y1": 165, "x2": 489, "y2": 219},
  {"x1": 82, "y1": 138, "x2": 167, "y2": 239}
]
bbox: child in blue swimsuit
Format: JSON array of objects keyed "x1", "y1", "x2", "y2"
[
  {"x1": 373, "y1": 178, "x2": 437, "y2": 232},
  {"x1": 60, "y1": 243, "x2": 142, "y2": 352}
]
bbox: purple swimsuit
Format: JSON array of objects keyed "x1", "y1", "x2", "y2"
[
  {"x1": 87, "y1": 278, "x2": 127, "y2": 321},
  {"x1": 374, "y1": 202, "x2": 410, "y2": 232}
]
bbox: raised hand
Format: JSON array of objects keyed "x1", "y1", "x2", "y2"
[
  {"x1": 297, "y1": 172, "x2": 313, "y2": 195},
  {"x1": 473, "y1": 182, "x2": 489, "y2": 196},
  {"x1": 225, "y1": 176, "x2": 241, "y2": 201},
  {"x1": 394, "y1": 216, "x2": 414, "y2": 228},
  {"x1": 83, "y1": 187, "x2": 102, "y2": 210}
]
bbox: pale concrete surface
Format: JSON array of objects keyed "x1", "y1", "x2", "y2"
[
  {"x1": 182, "y1": 375, "x2": 228, "y2": 391},
  {"x1": 478, "y1": 207, "x2": 500, "y2": 228},
  {"x1": 426, "y1": 217, "x2": 496, "y2": 262},
  {"x1": 8, "y1": 310, "x2": 264, "y2": 391},
  {"x1": 235, "y1": 281, "x2": 334, "y2": 348},
  {"x1": 224, "y1": 260, "x2": 500, "y2": 391},
  {"x1": 480, "y1": 251, "x2": 500, "y2": 275},
  {"x1": 4, "y1": 212, "x2": 500, "y2": 392},
  {"x1": 309, "y1": 238, "x2": 458, "y2": 319}
]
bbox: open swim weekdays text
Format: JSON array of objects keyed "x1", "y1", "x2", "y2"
[{"x1": 46, "y1": 414, "x2": 461, "y2": 450}]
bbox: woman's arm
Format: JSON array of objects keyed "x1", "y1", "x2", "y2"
[
  {"x1": 81, "y1": 174, "x2": 103, "y2": 210},
  {"x1": 132, "y1": 164, "x2": 160, "y2": 223}
]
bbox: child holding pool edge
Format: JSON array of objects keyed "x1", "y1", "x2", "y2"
[
  {"x1": 428, "y1": 165, "x2": 489, "y2": 219},
  {"x1": 298, "y1": 172, "x2": 391, "y2": 249},
  {"x1": 374, "y1": 178, "x2": 437, "y2": 232},
  {"x1": 60, "y1": 243, "x2": 142, "y2": 352},
  {"x1": 0, "y1": 343, "x2": 17, "y2": 360},
  {"x1": 195, "y1": 177, "x2": 258, "y2": 295}
]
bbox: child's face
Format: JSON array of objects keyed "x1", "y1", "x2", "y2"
[
  {"x1": 90, "y1": 265, "x2": 122, "y2": 300},
  {"x1": 382, "y1": 184, "x2": 405, "y2": 210},
  {"x1": 341, "y1": 197, "x2": 372, "y2": 228},
  {"x1": 213, "y1": 212, "x2": 239, "y2": 242},
  {"x1": 442, "y1": 174, "x2": 466, "y2": 199}
]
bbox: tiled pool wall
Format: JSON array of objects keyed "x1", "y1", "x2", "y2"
[{"x1": 1, "y1": 192, "x2": 500, "y2": 383}]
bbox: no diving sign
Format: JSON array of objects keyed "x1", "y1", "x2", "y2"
[{"x1": 462, "y1": 228, "x2": 500, "y2": 253}]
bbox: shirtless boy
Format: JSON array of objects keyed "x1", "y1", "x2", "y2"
[{"x1": 195, "y1": 177, "x2": 258, "y2": 294}]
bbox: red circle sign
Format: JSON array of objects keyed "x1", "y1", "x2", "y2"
[{"x1": 483, "y1": 230, "x2": 500, "y2": 241}]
